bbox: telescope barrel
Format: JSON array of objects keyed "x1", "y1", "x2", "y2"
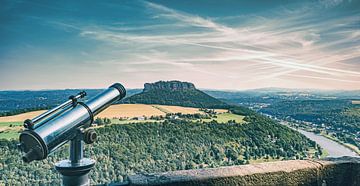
[
  {"x1": 24, "y1": 91, "x2": 87, "y2": 129},
  {"x1": 19, "y1": 83, "x2": 126, "y2": 163}
]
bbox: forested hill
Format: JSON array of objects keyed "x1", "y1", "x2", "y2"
[
  {"x1": 123, "y1": 81, "x2": 228, "y2": 108},
  {"x1": 0, "y1": 105, "x2": 321, "y2": 185}
]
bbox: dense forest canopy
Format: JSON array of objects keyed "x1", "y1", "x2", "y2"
[
  {"x1": 124, "y1": 89, "x2": 227, "y2": 109},
  {"x1": 2, "y1": 83, "x2": 353, "y2": 185},
  {"x1": 0, "y1": 107, "x2": 319, "y2": 185},
  {"x1": 260, "y1": 100, "x2": 360, "y2": 149}
]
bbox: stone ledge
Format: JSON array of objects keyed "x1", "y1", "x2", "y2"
[{"x1": 111, "y1": 157, "x2": 360, "y2": 186}]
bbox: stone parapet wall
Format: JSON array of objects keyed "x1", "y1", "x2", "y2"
[{"x1": 111, "y1": 157, "x2": 359, "y2": 186}]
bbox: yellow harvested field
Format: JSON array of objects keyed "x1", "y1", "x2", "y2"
[
  {"x1": 211, "y1": 109, "x2": 227, "y2": 113},
  {"x1": 0, "y1": 110, "x2": 46, "y2": 122},
  {"x1": 97, "y1": 104, "x2": 165, "y2": 118},
  {"x1": 352, "y1": 100, "x2": 360, "y2": 104},
  {"x1": 153, "y1": 105, "x2": 202, "y2": 114},
  {"x1": 0, "y1": 104, "x2": 229, "y2": 122},
  {"x1": 154, "y1": 105, "x2": 227, "y2": 114}
]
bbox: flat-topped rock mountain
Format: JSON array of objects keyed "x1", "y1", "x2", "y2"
[
  {"x1": 124, "y1": 80, "x2": 227, "y2": 108},
  {"x1": 144, "y1": 81, "x2": 196, "y2": 92}
]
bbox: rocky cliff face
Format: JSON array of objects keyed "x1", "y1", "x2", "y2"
[{"x1": 143, "y1": 81, "x2": 196, "y2": 92}]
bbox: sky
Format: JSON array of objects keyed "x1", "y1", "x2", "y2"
[{"x1": 0, "y1": 0, "x2": 359, "y2": 90}]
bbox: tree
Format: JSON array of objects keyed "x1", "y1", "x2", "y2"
[{"x1": 95, "y1": 118, "x2": 104, "y2": 125}]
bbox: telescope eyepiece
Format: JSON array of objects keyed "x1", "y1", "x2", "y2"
[
  {"x1": 79, "y1": 91, "x2": 87, "y2": 98},
  {"x1": 22, "y1": 149, "x2": 35, "y2": 163},
  {"x1": 24, "y1": 119, "x2": 34, "y2": 129}
]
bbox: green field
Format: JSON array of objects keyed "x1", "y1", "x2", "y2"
[
  {"x1": 0, "y1": 122, "x2": 23, "y2": 139},
  {"x1": 197, "y1": 113, "x2": 245, "y2": 124},
  {"x1": 343, "y1": 108, "x2": 360, "y2": 117},
  {"x1": 0, "y1": 130, "x2": 19, "y2": 139},
  {"x1": 0, "y1": 121, "x2": 23, "y2": 127},
  {"x1": 108, "y1": 113, "x2": 245, "y2": 125},
  {"x1": 108, "y1": 113, "x2": 246, "y2": 125},
  {"x1": 109, "y1": 119, "x2": 162, "y2": 125},
  {"x1": 0, "y1": 111, "x2": 245, "y2": 140}
]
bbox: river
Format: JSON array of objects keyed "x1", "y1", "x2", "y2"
[
  {"x1": 294, "y1": 128, "x2": 359, "y2": 157},
  {"x1": 276, "y1": 120, "x2": 359, "y2": 157}
]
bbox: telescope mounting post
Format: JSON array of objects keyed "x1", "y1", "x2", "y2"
[
  {"x1": 19, "y1": 83, "x2": 126, "y2": 185},
  {"x1": 55, "y1": 129, "x2": 96, "y2": 186}
]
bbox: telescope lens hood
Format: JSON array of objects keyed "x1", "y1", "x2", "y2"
[
  {"x1": 109, "y1": 83, "x2": 126, "y2": 100},
  {"x1": 19, "y1": 130, "x2": 47, "y2": 163}
]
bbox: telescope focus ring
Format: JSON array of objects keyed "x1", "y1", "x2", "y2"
[{"x1": 84, "y1": 129, "x2": 97, "y2": 144}]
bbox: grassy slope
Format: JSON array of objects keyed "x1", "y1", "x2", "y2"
[
  {"x1": 0, "y1": 122, "x2": 22, "y2": 139},
  {"x1": 196, "y1": 113, "x2": 245, "y2": 124}
]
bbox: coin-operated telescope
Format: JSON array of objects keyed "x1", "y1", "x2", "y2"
[{"x1": 18, "y1": 83, "x2": 126, "y2": 186}]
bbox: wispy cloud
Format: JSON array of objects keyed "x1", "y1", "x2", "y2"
[
  {"x1": 77, "y1": 0, "x2": 359, "y2": 89},
  {"x1": 1, "y1": 0, "x2": 359, "y2": 90}
]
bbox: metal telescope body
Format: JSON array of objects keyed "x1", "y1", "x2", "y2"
[{"x1": 18, "y1": 83, "x2": 126, "y2": 186}]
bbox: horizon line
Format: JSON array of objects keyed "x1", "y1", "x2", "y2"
[{"x1": 0, "y1": 86, "x2": 359, "y2": 92}]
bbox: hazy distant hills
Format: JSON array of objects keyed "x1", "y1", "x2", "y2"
[
  {"x1": 0, "y1": 89, "x2": 141, "y2": 116},
  {"x1": 0, "y1": 82, "x2": 358, "y2": 116},
  {"x1": 123, "y1": 81, "x2": 228, "y2": 108},
  {"x1": 204, "y1": 88, "x2": 360, "y2": 100}
]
